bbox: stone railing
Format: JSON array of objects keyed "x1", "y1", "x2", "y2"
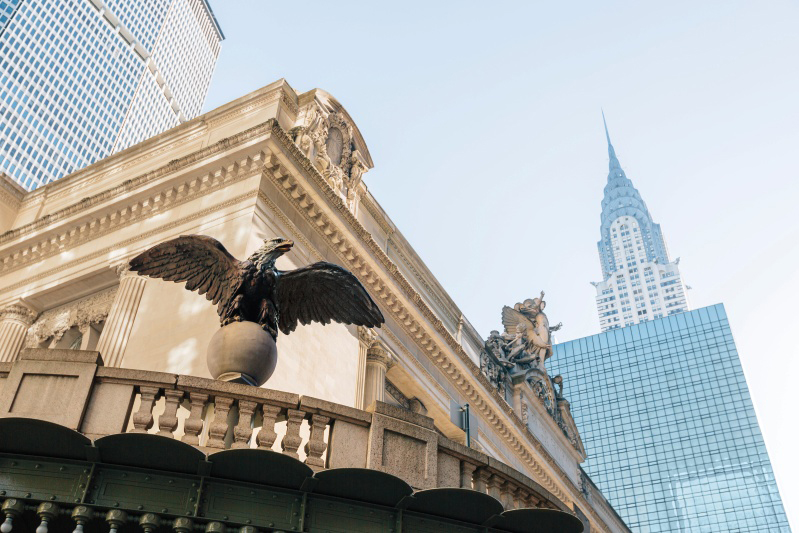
[{"x1": 0, "y1": 349, "x2": 565, "y2": 513}]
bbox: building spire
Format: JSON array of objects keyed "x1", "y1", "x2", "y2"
[{"x1": 602, "y1": 110, "x2": 621, "y2": 171}]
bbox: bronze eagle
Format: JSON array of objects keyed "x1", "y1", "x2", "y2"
[{"x1": 129, "y1": 235, "x2": 384, "y2": 339}]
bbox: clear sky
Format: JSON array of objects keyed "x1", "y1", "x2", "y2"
[{"x1": 204, "y1": 0, "x2": 799, "y2": 525}]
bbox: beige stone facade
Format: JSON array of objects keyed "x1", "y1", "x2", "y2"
[{"x1": 0, "y1": 79, "x2": 628, "y2": 532}]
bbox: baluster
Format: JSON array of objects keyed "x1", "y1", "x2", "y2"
[
  {"x1": 511, "y1": 487, "x2": 525, "y2": 509},
  {"x1": 516, "y1": 488, "x2": 530, "y2": 509},
  {"x1": 158, "y1": 390, "x2": 184, "y2": 438},
  {"x1": 182, "y1": 393, "x2": 209, "y2": 446},
  {"x1": 1, "y1": 499, "x2": 24, "y2": 533},
  {"x1": 487, "y1": 474, "x2": 503, "y2": 501},
  {"x1": 131, "y1": 386, "x2": 161, "y2": 433},
  {"x1": 206, "y1": 397, "x2": 234, "y2": 449},
  {"x1": 460, "y1": 461, "x2": 477, "y2": 489},
  {"x1": 232, "y1": 401, "x2": 257, "y2": 449},
  {"x1": 526, "y1": 491, "x2": 541, "y2": 508},
  {"x1": 281, "y1": 409, "x2": 305, "y2": 458},
  {"x1": 474, "y1": 468, "x2": 491, "y2": 493},
  {"x1": 304, "y1": 414, "x2": 329, "y2": 467},
  {"x1": 500, "y1": 482, "x2": 514, "y2": 509},
  {"x1": 256, "y1": 405, "x2": 281, "y2": 450}
]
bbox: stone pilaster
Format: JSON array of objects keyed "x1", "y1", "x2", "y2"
[
  {"x1": 0, "y1": 301, "x2": 38, "y2": 362},
  {"x1": 363, "y1": 340, "x2": 390, "y2": 409},
  {"x1": 355, "y1": 326, "x2": 377, "y2": 409},
  {"x1": 95, "y1": 263, "x2": 146, "y2": 368}
]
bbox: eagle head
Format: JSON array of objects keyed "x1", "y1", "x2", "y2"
[{"x1": 249, "y1": 238, "x2": 294, "y2": 269}]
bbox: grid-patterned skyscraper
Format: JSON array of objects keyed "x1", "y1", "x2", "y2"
[
  {"x1": 593, "y1": 114, "x2": 689, "y2": 331},
  {"x1": 552, "y1": 305, "x2": 791, "y2": 532},
  {"x1": 0, "y1": 0, "x2": 222, "y2": 190}
]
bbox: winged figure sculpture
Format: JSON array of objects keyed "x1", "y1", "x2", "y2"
[
  {"x1": 129, "y1": 235, "x2": 384, "y2": 340},
  {"x1": 501, "y1": 292, "x2": 553, "y2": 362}
]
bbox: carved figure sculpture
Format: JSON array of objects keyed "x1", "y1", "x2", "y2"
[
  {"x1": 129, "y1": 235, "x2": 384, "y2": 340},
  {"x1": 501, "y1": 291, "x2": 554, "y2": 363},
  {"x1": 552, "y1": 374, "x2": 564, "y2": 399},
  {"x1": 486, "y1": 329, "x2": 514, "y2": 369}
]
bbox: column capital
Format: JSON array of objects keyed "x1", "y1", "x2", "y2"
[
  {"x1": 357, "y1": 326, "x2": 377, "y2": 346},
  {"x1": 0, "y1": 300, "x2": 39, "y2": 326},
  {"x1": 366, "y1": 340, "x2": 391, "y2": 367},
  {"x1": 113, "y1": 260, "x2": 141, "y2": 280}
]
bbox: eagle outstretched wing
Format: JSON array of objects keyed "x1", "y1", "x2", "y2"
[
  {"x1": 129, "y1": 235, "x2": 245, "y2": 307},
  {"x1": 501, "y1": 306, "x2": 534, "y2": 335},
  {"x1": 276, "y1": 262, "x2": 384, "y2": 335}
]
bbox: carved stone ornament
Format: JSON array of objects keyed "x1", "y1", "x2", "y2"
[
  {"x1": 25, "y1": 286, "x2": 118, "y2": 347},
  {"x1": 0, "y1": 302, "x2": 39, "y2": 326},
  {"x1": 357, "y1": 325, "x2": 378, "y2": 346},
  {"x1": 366, "y1": 340, "x2": 391, "y2": 367},
  {"x1": 291, "y1": 101, "x2": 366, "y2": 214},
  {"x1": 479, "y1": 293, "x2": 583, "y2": 452},
  {"x1": 385, "y1": 379, "x2": 411, "y2": 410}
]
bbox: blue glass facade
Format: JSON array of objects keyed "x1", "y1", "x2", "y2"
[
  {"x1": 0, "y1": 0, "x2": 221, "y2": 190},
  {"x1": 552, "y1": 305, "x2": 791, "y2": 532}
]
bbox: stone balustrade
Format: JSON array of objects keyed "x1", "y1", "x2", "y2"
[{"x1": 0, "y1": 349, "x2": 563, "y2": 513}]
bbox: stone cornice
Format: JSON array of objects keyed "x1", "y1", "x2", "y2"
[
  {"x1": 0, "y1": 122, "x2": 274, "y2": 248},
  {"x1": 261, "y1": 121, "x2": 618, "y2": 533},
  {"x1": 0, "y1": 188, "x2": 259, "y2": 297},
  {"x1": 0, "y1": 173, "x2": 25, "y2": 207},
  {"x1": 359, "y1": 193, "x2": 395, "y2": 237},
  {"x1": 387, "y1": 235, "x2": 459, "y2": 329},
  {"x1": 255, "y1": 191, "x2": 324, "y2": 263},
  {"x1": 13, "y1": 82, "x2": 298, "y2": 212}
]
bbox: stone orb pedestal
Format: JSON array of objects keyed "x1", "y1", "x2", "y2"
[{"x1": 207, "y1": 322, "x2": 277, "y2": 387}]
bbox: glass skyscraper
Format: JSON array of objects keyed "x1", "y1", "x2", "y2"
[
  {"x1": 0, "y1": 0, "x2": 222, "y2": 190},
  {"x1": 552, "y1": 305, "x2": 790, "y2": 532}
]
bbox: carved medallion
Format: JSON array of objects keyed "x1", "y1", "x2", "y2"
[{"x1": 326, "y1": 127, "x2": 343, "y2": 166}]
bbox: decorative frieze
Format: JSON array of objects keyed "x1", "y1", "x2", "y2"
[
  {"x1": 25, "y1": 286, "x2": 118, "y2": 348},
  {"x1": 385, "y1": 378, "x2": 411, "y2": 410}
]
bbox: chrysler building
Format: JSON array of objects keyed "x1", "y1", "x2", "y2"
[{"x1": 593, "y1": 114, "x2": 689, "y2": 331}]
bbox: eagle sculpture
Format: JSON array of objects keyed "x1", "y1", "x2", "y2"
[{"x1": 129, "y1": 235, "x2": 384, "y2": 340}]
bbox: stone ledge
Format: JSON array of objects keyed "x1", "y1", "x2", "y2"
[
  {"x1": 95, "y1": 366, "x2": 177, "y2": 387},
  {"x1": 300, "y1": 396, "x2": 372, "y2": 426},
  {"x1": 20, "y1": 348, "x2": 103, "y2": 365},
  {"x1": 366, "y1": 400, "x2": 436, "y2": 431},
  {"x1": 437, "y1": 433, "x2": 489, "y2": 464},
  {"x1": 176, "y1": 375, "x2": 299, "y2": 407}
]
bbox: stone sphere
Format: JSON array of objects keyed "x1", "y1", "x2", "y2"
[{"x1": 207, "y1": 322, "x2": 277, "y2": 386}]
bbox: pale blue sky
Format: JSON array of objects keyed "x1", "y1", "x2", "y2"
[{"x1": 204, "y1": 1, "x2": 799, "y2": 525}]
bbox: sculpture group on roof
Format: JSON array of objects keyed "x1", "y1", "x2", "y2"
[{"x1": 479, "y1": 292, "x2": 584, "y2": 453}]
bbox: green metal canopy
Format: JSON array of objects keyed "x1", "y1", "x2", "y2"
[
  {"x1": 0, "y1": 419, "x2": 584, "y2": 533},
  {"x1": 95, "y1": 433, "x2": 206, "y2": 474}
]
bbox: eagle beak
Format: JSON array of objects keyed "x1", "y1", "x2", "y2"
[{"x1": 275, "y1": 239, "x2": 294, "y2": 253}]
